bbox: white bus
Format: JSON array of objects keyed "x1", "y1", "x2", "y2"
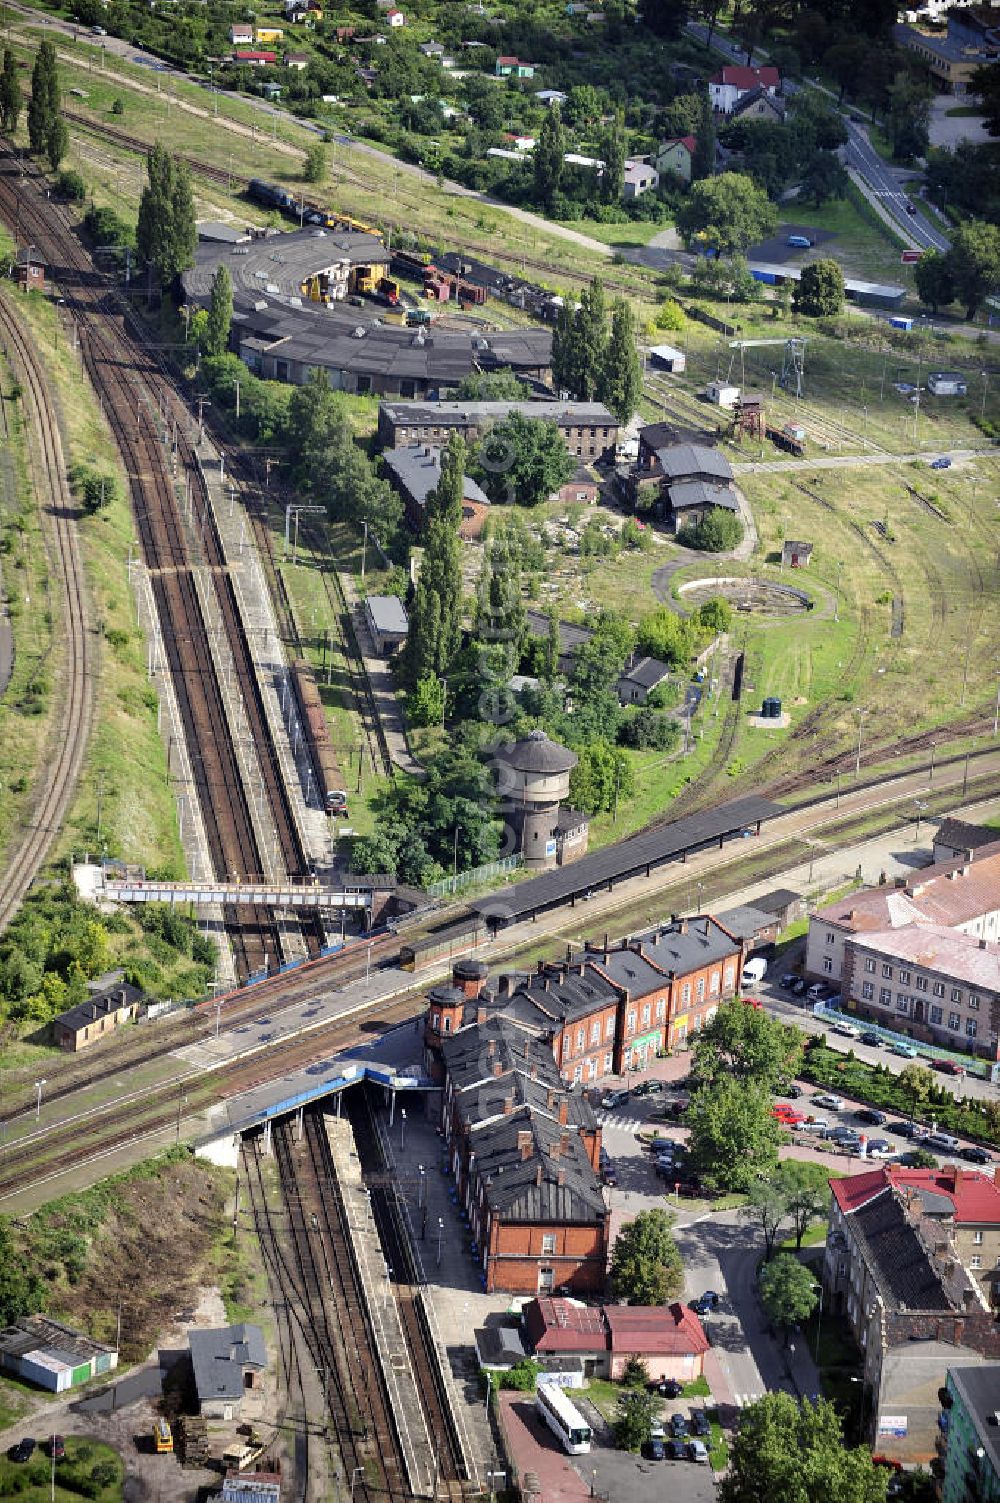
[{"x1": 535, "y1": 1383, "x2": 592, "y2": 1454}]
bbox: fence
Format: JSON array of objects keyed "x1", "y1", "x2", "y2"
[{"x1": 426, "y1": 855, "x2": 521, "y2": 898}]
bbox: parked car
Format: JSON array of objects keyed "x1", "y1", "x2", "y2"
[
  {"x1": 690, "y1": 1294, "x2": 717, "y2": 1316},
  {"x1": 930, "y1": 455, "x2": 952, "y2": 470},
  {"x1": 633, "y1": 1079, "x2": 664, "y2": 1097},
  {"x1": 832, "y1": 1022, "x2": 860, "y2": 1039},
  {"x1": 860, "y1": 1031, "x2": 882, "y2": 1047},
  {"x1": 9, "y1": 1440, "x2": 36, "y2": 1464},
  {"x1": 791, "y1": 978, "x2": 809, "y2": 996},
  {"x1": 802, "y1": 1118, "x2": 829, "y2": 1134},
  {"x1": 890, "y1": 1041, "x2": 918, "y2": 1058},
  {"x1": 932, "y1": 1058, "x2": 965, "y2": 1076},
  {"x1": 895, "y1": 1121, "x2": 929, "y2": 1139},
  {"x1": 779, "y1": 1083, "x2": 804, "y2": 1099},
  {"x1": 669, "y1": 1413, "x2": 689, "y2": 1437},
  {"x1": 925, "y1": 1132, "x2": 961, "y2": 1153},
  {"x1": 644, "y1": 1438, "x2": 667, "y2": 1461},
  {"x1": 811, "y1": 1093, "x2": 844, "y2": 1111},
  {"x1": 787, "y1": 234, "x2": 813, "y2": 247},
  {"x1": 650, "y1": 1419, "x2": 666, "y2": 1440},
  {"x1": 666, "y1": 1439, "x2": 687, "y2": 1460},
  {"x1": 772, "y1": 1104, "x2": 806, "y2": 1123},
  {"x1": 601, "y1": 1089, "x2": 629, "y2": 1109},
  {"x1": 690, "y1": 1410, "x2": 711, "y2": 1437},
  {"x1": 652, "y1": 1377, "x2": 684, "y2": 1399},
  {"x1": 780, "y1": 973, "x2": 799, "y2": 990},
  {"x1": 961, "y1": 1146, "x2": 991, "y2": 1165},
  {"x1": 856, "y1": 1108, "x2": 888, "y2": 1126},
  {"x1": 602, "y1": 1163, "x2": 619, "y2": 1187},
  {"x1": 807, "y1": 983, "x2": 831, "y2": 1001},
  {"x1": 866, "y1": 1138, "x2": 894, "y2": 1157},
  {"x1": 687, "y1": 1440, "x2": 710, "y2": 1463},
  {"x1": 48, "y1": 1437, "x2": 65, "y2": 1462}
]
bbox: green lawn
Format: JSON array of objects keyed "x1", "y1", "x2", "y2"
[
  {"x1": 0, "y1": 1437, "x2": 123, "y2": 1502},
  {"x1": 557, "y1": 217, "x2": 672, "y2": 249}
]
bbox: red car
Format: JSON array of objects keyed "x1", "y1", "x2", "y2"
[
  {"x1": 741, "y1": 996, "x2": 763, "y2": 1010},
  {"x1": 772, "y1": 1105, "x2": 805, "y2": 1125},
  {"x1": 932, "y1": 1059, "x2": 965, "y2": 1077}
]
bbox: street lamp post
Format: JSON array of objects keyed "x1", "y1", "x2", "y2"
[
  {"x1": 436, "y1": 1216, "x2": 444, "y2": 1267},
  {"x1": 400, "y1": 1107, "x2": 407, "y2": 1150},
  {"x1": 810, "y1": 1282, "x2": 825, "y2": 1365},
  {"x1": 34, "y1": 1079, "x2": 46, "y2": 1120}
]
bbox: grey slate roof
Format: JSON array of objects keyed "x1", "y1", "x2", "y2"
[
  {"x1": 638, "y1": 916, "x2": 742, "y2": 977},
  {"x1": 190, "y1": 1324, "x2": 266, "y2": 1404},
  {"x1": 365, "y1": 594, "x2": 408, "y2": 634},
  {"x1": 753, "y1": 887, "x2": 802, "y2": 915},
  {"x1": 669, "y1": 480, "x2": 738, "y2": 514},
  {"x1": 517, "y1": 962, "x2": 620, "y2": 1025},
  {"x1": 935, "y1": 817, "x2": 998, "y2": 853},
  {"x1": 619, "y1": 655, "x2": 671, "y2": 691},
  {"x1": 379, "y1": 400, "x2": 615, "y2": 430},
  {"x1": 714, "y1": 904, "x2": 778, "y2": 941},
  {"x1": 381, "y1": 443, "x2": 488, "y2": 511},
  {"x1": 474, "y1": 1111, "x2": 606, "y2": 1223},
  {"x1": 54, "y1": 981, "x2": 144, "y2": 1036},
  {"x1": 850, "y1": 1192, "x2": 952, "y2": 1312},
  {"x1": 184, "y1": 227, "x2": 388, "y2": 304},
  {"x1": 658, "y1": 444, "x2": 733, "y2": 482},
  {"x1": 494, "y1": 729, "x2": 577, "y2": 775}
]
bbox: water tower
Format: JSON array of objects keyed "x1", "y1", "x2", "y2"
[{"x1": 494, "y1": 729, "x2": 577, "y2": 871}]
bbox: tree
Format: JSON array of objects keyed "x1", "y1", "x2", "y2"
[
  {"x1": 758, "y1": 1253, "x2": 818, "y2": 1342},
  {"x1": 543, "y1": 609, "x2": 561, "y2": 684},
  {"x1": 600, "y1": 121, "x2": 626, "y2": 203},
  {"x1": 655, "y1": 297, "x2": 686, "y2": 332},
  {"x1": 774, "y1": 1159, "x2": 831, "y2": 1250},
  {"x1": 304, "y1": 140, "x2": 327, "y2": 184},
  {"x1": 455, "y1": 369, "x2": 527, "y2": 401},
  {"x1": 679, "y1": 507, "x2": 744, "y2": 552},
  {"x1": 405, "y1": 436, "x2": 465, "y2": 685},
  {"x1": 698, "y1": 0, "x2": 726, "y2": 49},
  {"x1": 826, "y1": 38, "x2": 868, "y2": 105},
  {"x1": 609, "y1": 1208, "x2": 684, "y2": 1304},
  {"x1": 408, "y1": 672, "x2": 446, "y2": 728},
  {"x1": 0, "y1": 1219, "x2": 45, "y2": 1326},
  {"x1": 45, "y1": 116, "x2": 68, "y2": 172},
  {"x1": 740, "y1": 1179, "x2": 789, "y2": 1261},
  {"x1": 136, "y1": 144, "x2": 197, "y2": 288},
  {"x1": 721, "y1": 1392, "x2": 889, "y2": 1503},
  {"x1": 534, "y1": 104, "x2": 565, "y2": 211},
  {"x1": 28, "y1": 39, "x2": 58, "y2": 155},
  {"x1": 568, "y1": 740, "x2": 634, "y2": 815},
  {"x1": 676, "y1": 172, "x2": 777, "y2": 255},
  {"x1": 614, "y1": 1388, "x2": 658, "y2": 1451},
  {"x1": 885, "y1": 72, "x2": 932, "y2": 162},
  {"x1": 899, "y1": 1061, "x2": 934, "y2": 1122},
  {"x1": 946, "y1": 220, "x2": 1000, "y2": 319},
  {"x1": 596, "y1": 299, "x2": 642, "y2": 424},
  {"x1": 914, "y1": 249, "x2": 956, "y2": 313},
  {"x1": 970, "y1": 60, "x2": 1000, "y2": 137},
  {"x1": 204, "y1": 265, "x2": 233, "y2": 359},
  {"x1": 477, "y1": 412, "x2": 574, "y2": 508},
  {"x1": 639, "y1": 0, "x2": 689, "y2": 39},
  {"x1": 801, "y1": 150, "x2": 848, "y2": 206},
  {"x1": 621, "y1": 1355, "x2": 650, "y2": 1388},
  {"x1": 793, "y1": 259, "x2": 845, "y2": 318},
  {"x1": 475, "y1": 518, "x2": 526, "y2": 673},
  {"x1": 686, "y1": 1078, "x2": 782, "y2": 1192},
  {"x1": 0, "y1": 47, "x2": 21, "y2": 135},
  {"x1": 694, "y1": 999, "x2": 805, "y2": 1092},
  {"x1": 692, "y1": 91, "x2": 715, "y2": 182}
]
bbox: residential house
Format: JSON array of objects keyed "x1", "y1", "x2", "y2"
[
  {"x1": 616, "y1": 654, "x2": 672, "y2": 705},
  {"x1": 234, "y1": 50, "x2": 278, "y2": 66},
  {"x1": 376, "y1": 401, "x2": 618, "y2": 463},
  {"x1": 623, "y1": 159, "x2": 659, "y2": 199},
  {"x1": 230, "y1": 22, "x2": 253, "y2": 44},
  {"x1": 708, "y1": 63, "x2": 781, "y2": 114},
  {"x1": 822, "y1": 1166, "x2": 1000, "y2": 1460},
  {"x1": 934, "y1": 818, "x2": 1000, "y2": 866},
  {"x1": 420, "y1": 38, "x2": 445, "y2": 55},
  {"x1": 386, "y1": 8, "x2": 405, "y2": 24},
  {"x1": 381, "y1": 442, "x2": 490, "y2": 538},
  {"x1": 781, "y1": 539, "x2": 813, "y2": 567},
  {"x1": 437, "y1": 1017, "x2": 609, "y2": 1293},
  {"x1": 521, "y1": 1297, "x2": 710, "y2": 1382},
  {"x1": 627, "y1": 437, "x2": 737, "y2": 528},
  {"x1": 804, "y1": 842, "x2": 1000, "y2": 985},
  {"x1": 285, "y1": 50, "x2": 309, "y2": 69},
  {"x1": 363, "y1": 594, "x2": 408, "y2": 656},
  {"x1": 189, "y1": 1325, "x2": 267, "y2": 1420},
  {"x1": 495, "y1": 56, "x2": 536, "y2": 77},
  {"x1": 0, "y1": 1317, "x2": 118, "y2": 1394},
  {"x1": 254, "y1": 26, "x2": 284, "y2": 43},
  {"x1": 839, "y1": 923, "x2": 1000, "y2": 1061},
  {"x1": 938, "y1": 1365, "x2": 1000, "y2": 1503},
  {"x1": 52, "y1": 981, "x2": 144, "y2": 1052},
  {"x1": 730, "y1": 86, "x2": 786, "y2": 122},
  {"x1": 655, "y1": 135, "x2": 696, "y2": 183},
  {"x1": 535, "y1": 88, "x2": 568, "y2": 106},
  {"x1": 715, "y1": 902, "x2": 781, "y2": 955}
]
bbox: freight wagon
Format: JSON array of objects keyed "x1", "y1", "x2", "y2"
[
  {"x1": 398, "y1": 914, "x2": 484, "y2": 971},
  {"x1": 246, "y1": 180, "x2": 383, "y2": 240},
  {"x1": 288, "y1": 659, "x2": 348, "y2": 815},
  {"x1": 765, "y1": 423, "x2": 806, "y2": 457}
]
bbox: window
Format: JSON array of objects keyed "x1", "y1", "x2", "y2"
[
  {"x1": 948, "y1": 1012, "x2": 961, "y2": 1031},
  {"x1": 966, "y1": 1018, "x2": 978, "y2": 1039},
  {"x1": 896, "y1": 996, "x2": 910, "y2": 1014},
  {"x1": 442, "y1": 1016, "x2": 451, "y2": 1032},
  {"x1": 968, "y1": 994, "x2": 980, "y2": 1011},
  {"x1": 604, "y1": 1051, "x2": 613, "y2": 1071},
  {"x1": 930, "y1": 1005, "x2": 943, "y2": 1025},
  {"x1": 642, "y1": 1004, "x2": 651, "y2": 1027},
  {"x1": 951, "y1": 988, "x2": 963, "y2": 1004},
  {"x1": 899, "y1": 969, "x2": 910, "y2": 985},
  {"x1": 577, "y1": 1028, "x2": 585, "y2": 1049},
  {"x1": 627, "y1": 1011, "x2": 636, "y2": 1035},
  {"x1": 400, "y1": 379, "x2": 416, "y2": 399},
  {"x1": 587, "y1": 1058, "x2": 597, "y2": 1078},
  {"x1": 823, "y1": 957, "x2": 833, "y2": 974},
  {"x1": 709, "y1": 971, "x2": 720, "y2": 995},
  {"x1": 933, "y1": 982, "x2": 946, "y2": 998},
  {"x1": 880, "y1": 988, "x2": 892, "y2": 1005},
  {"x1": 538, "y1": 1267, "x2": 554, "y2": 1292},
  {"x1": 916, "y1": 975, "x2": 928, "y2": 992},
  {"x1": 606, "y1": 1017, "x2": 615, "y2": 1039},
  {"x1": 573, "y1": 1064, "x2": 583, "y2": 1083},
  {"x1": 882, "y1": 964, "x2": 893, "y2": 979},
  {"x1": 431, "y1": 1012, "x2": 440, "y2": 1031},
  {"x1": 681, "y1": 984, "x2": 691, "y2": 1006},
  {"x1": 862, "y1": 982, "x2": 874, "y2": 1000},
  {"x1": 656, "y1": 999, "x2": 665, "y2": 1021},
  {"x1": 541, "y1": 1234, "x2": 556, "y2": 1254},
  {"x1": 974, "y1": 1230, "x2": 983, "y2": 1245},
  {"x1": 356, "y1": 375, "x2": 372, "y2": 395},
  {"x1": 826, "y1": 932, "x2": 836, "y2": 946},
  {"x1": 970, "y1": 1255, "x2": 982, "y2": 1270},
  {"x1": 864, "y1": 958, "x2": 876, "y2": 974},
  {"x1": 696, "y1": 978, "x2": 705, "y2": 1002},
  {"x1": 590, "y1": 1021, "x2": 600, "y2": 1043},
  {"x1": 724, "y1": 964, "x2": 735, "y2": 986}
]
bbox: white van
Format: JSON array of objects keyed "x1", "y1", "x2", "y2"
[{"x1": 742, "y1": 957, "x2": 768, "y2": 986}]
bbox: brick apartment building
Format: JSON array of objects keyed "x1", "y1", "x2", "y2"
[
  {"x1": 424, "y1": 917, "x2": 743, "y2": 1089},
  {"x1": 376, "y1": 400, "x2": 620, "y2": 462},
  {"x1": 438, "y1": 1016, "x2": 609, "y2": 1294},
  {"x1": 822, "y1": 1165, "x2": 1000, "y2": 1461}
]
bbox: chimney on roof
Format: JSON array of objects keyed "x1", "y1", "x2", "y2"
[
  {"x1": 543, "y1": 977, "x2": 550, "y2": 992},
  {"x1": 547, "y1": 1087, "x2": 555, "y2": 1109},
  {"x1": 557, "y1": 1169, "x2": 565, "y2": 1187},
  {"x1": 477, "y1": 1005, "x2": 488, "y2": 1024},
  {"x1": 560, "y1": 1128, "x2": 570, "y2": 1156},
  {"x1": 518, "y1": 1129, "x2": 532, "y2": 1160},
  {"x1": 537, "y1": 960, "x2": 545, "y2": 976},
  {"x1": 558, "y1": 1097, "x2": 569, "y2": 1127},
  {"x1": 604, "y1": 932, "x2": 610, "y2": 961},
  {"x1": 535, "y1": 1162, "x2": 543, "y2": 1187},
  {"x1": 503, "y1": 1092, "x2": 514, "y2": 1115},
  {"x1": 493, "y1": 1061, "x2": 504, "y2": 1078},
  {"x1": 488, "y1": 1038, "x2": 496, "y2": 1056},
  {"x1": 962, "y1": 1288, "x2": 979, "y2": 1312},
  {"x1": 530, "y1": 1064, "x2": 538, "y2": 1080}
]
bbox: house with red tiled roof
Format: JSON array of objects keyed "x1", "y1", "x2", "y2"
[
  {"x1": 804, "y1": 841, "x2": 1000, "y2": 988},
  {"x1": 521, "y1": 1297, "x2": 709, "y2": 1381},
  {"x1": 234, "y1": 50, "x2": 278, "y2": 66},
  {"x1": 709, "y1": 63, "x2": 780, "y2": 114},
  {"x1": 822, "y1": 1164, "x2": 1000, "y2": 1462},
  {"x1": 655, "y1": 135, "x2": 697, "y2": 183}
]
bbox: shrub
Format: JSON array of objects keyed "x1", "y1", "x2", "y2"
[
  {"x1": 500, "y1": 1359, "x2": 539, "y2": 1391},
  {"x1": 678, "y1": 508, "x2": 744, "y2": 553},
  {"x1": 57, "y1": 168, "x2": 86, "y2": 201}
]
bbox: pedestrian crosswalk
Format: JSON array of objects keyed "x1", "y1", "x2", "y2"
[{"x1": 733, "y1": 1392, "x2": 764, "y2": 1409}]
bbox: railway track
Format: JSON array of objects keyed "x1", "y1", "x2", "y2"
[
  {"x1": 0, "y1": 293, "x2": 94, "y2": 933},
  {"x1": 0, "y1": 145, "x2": 319, "y2": 976}
]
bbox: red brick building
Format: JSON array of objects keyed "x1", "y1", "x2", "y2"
[{"x1": 521, "y1": 1297, "x2": 709, "y2": 1382}]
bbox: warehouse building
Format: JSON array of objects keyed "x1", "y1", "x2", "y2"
[
  {"x1": 52, "y1": 980, "x2": 144, "y2": 1052},
  {"x1": 0, "y1": 1317, "x2": 118, "y2": 1393}
]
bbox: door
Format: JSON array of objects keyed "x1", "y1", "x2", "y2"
[{"x1": 538, "y1": 1266, "x2": 555, "y2": 1293}]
